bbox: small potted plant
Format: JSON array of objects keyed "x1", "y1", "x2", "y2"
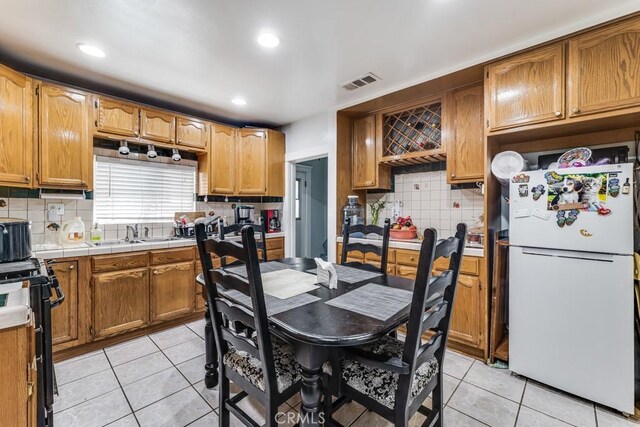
[{"x1": 368, "y1": 197, "x2": 386, "y2": 225}]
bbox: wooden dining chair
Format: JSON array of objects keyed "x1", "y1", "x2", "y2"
[
  {"x1": 341, "y1": 217, "x2": 391, "y2": 274},
  {"x1": 326, "y1": 223, "x2": 468, "y2": 427},
  {"x1": 218, "y1": 218, "x2": 268, "y2": 265},
  {"x1": 196, "y1": 223, "x2": 302, "y2": 426}
]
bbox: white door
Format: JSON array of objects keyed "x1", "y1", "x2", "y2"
[
  {"x1": 509, "y1": 163, "x2": 633, "y2": 254},
  {"x1": 509, "y1": 246, "x2": 634, "y2": 413},
  {"x1": 295, "y1": 167, "x2": 311, "y2": 258}
]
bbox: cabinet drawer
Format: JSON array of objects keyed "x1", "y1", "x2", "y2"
[
  {"x1": 366, "y1": 260, "x2": 395, "y2": 276},
  {"x1": 265, "y1": 237, "x2": 284, "y2": 250},
  {"x1": 433, "y1": 256, "x2": 480, "y2": 276},
  {"x1": 92, "y1": 252, "x2": 148, "y2": 273},
  {"x1": 396, "y1": 249, "x2": 419, "y2": 266},
  {"x1": 268, "y1": 249, "x2": 284, "y2": 260},
  {"x1": 150, "y1": 248, "x2": 194, "y2": 265},
  {"x1": 396, "y1": 264, "x2": 417, "y2": 279},
  {"x1": 365, "y1": 249, "x2": 395, "y2": 264}
]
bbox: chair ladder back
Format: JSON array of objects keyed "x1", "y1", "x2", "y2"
[
  {"x1": 218, "y1": 218, "x2": 268, "y2": 264},
  {"x1": 340, "y1": 217, "x2": 391, "y2": 274}
]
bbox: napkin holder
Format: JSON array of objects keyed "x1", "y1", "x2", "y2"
[{"x1": 314, "y1": 257, "x2": 338, "y2": 289}]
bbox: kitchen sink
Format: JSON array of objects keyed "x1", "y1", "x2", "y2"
[
  {"x1": 90, "y1": 239, "x2": 142, "y2": 247},
  {"x1": 137, "y1": 237, "x2": 183, "y2": 243}
]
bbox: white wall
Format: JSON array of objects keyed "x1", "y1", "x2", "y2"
[{"x1": 282, "y1": 111, "x2": 337, "y2": 261}]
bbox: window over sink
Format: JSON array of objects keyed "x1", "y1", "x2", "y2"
[{"x1": 93, "y1": 156, "x2": 196, "y2": 224}]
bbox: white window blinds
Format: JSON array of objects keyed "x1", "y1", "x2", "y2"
[{"x1": 94, "y1": 156, "x2": 196, "y2": 224}]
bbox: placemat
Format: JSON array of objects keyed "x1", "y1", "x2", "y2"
[
  {"x1": 223, "y1": 261, "x2": 292, "y2": 278},
  {"x1": 221, "y1": 288, "x2": 321, "y2": 316},
  {"x1": 261, "y1": 269, "x2": 319, "y2": 299},
  {"x1": 325, "y1": 283, "x2": 413, "y2": 321},
  {"x1": 307, "y1": 263, "x2": 383, "y2": 284}
]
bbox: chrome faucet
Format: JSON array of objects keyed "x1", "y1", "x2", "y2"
[{"x1": 125, "y1": 224, "x2": 139, "y2": 242}]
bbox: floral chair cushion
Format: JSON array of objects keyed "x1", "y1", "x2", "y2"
[
  {"x1": 326, "y1": 334, "x2": 439, "y2": 409},
  {"x1": 223, "y1": 336, "x2": 301, "y2": 393}
]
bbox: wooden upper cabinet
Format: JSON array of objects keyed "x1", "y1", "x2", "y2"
[
  {"x1": 236, "y1": 129, "x2": 267, "y2": 195},
  {"x1": 176, "y1": 116, "x2": 207, "y2": 149},
  {"x1": 209, "y1": 124, "x2": 236, "y2": 195},
  {"x1": 445, "y1": 84, "x2": 484, "y2": 183},
  {"x1": 94, "y1": 97, "x2": 139, "y2": 137},
  {"x1": 352, "y1": 114, "x2": 379, "y2": 189},
  {"x1": 51, "y1": 260, "x2": 78, "y2": 347},
  {"x1": 0, "y1": 65, "x2": 33, "y2": 187},
  {"x1": 486, "y1": 43, "x2": 565, "y2": 131},
  {"x1": 140, "y1": 108, "x2": 176, "y2": 143},
  {"x1": 568, "y1": 16, "x2": 640, "y2": 117},
  {"x1": 38, "y1": 83, "x2": 92, "y2": 189},
  {"x1": 266, "y1": 130, "x2": 285, "y2": 197},
  {"x1": 92, "y1": 268, "x2": 149, "y2": 339}
]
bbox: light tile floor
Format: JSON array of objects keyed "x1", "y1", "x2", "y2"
[{"x1": 54, "y1": 321, "x2": 639, "y2": 426}]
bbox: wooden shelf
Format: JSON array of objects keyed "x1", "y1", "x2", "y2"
[{"x1": 379, "y1": 148, "x2": 446, "y2": 166}]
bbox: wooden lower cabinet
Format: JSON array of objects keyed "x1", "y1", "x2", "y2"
[
  {"x1": 447, "y1": 274, "x2": 482, "y2": 348},
  {"x1": 150, "y1": 262, "x2": 195, "y2": 323},
  {"x1": 0, "y1": 324, "x2": 36, "y2": 426},
  {"x1": 92, "y1": 268, "x2": 149, "y2": 339},
  {"x1": 51, "y1": 260, "x2": 79, "y2": 346}
]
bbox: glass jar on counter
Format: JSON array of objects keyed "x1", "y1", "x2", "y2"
[{"x1": 342, "y1": 195, "x2": 364, "y2": 227}]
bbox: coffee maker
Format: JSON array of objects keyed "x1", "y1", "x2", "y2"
[
  {"x1": 234, "y1": 205, "x2": 255, "y2": 224},
  {"x1": 261, "y1": 209, "x2": 281, "y2": 233}
]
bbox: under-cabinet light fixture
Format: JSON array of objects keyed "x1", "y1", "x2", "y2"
[
  {"x1": 146, "y1": 144, "x2": 157, "y2": 159},
  {"x1": 171, "y1": 148, "x2": 181, "y2": 162},
  {"x1": 118, "y1": 140, "x2": 130, "y2": 155}
]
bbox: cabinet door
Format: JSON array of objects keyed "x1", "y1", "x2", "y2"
[
  {"x1": 266, "y1": 130, "x2": 285, "y2": 196},
  {"x1": 445, "y1": 84, "x2": 484, "y2": 183},
  {"x1": 486, "y1": 43, "x2": 565, "y2": 131},
  {"x1": 568, "y1": 17, "x2": 640, "y2": 117},
  {"x1": 176, "y1": 116, "x2": 207, "y2": 149},
  {"x1": 51, "y1": 261, "x2": 78, "y2": 346},
  {"x1": 38, "y1": 84, "x2": 92, "y2": 188},
  {"x1": 94, "y1": 97, "x2": 139, "y2": 137},
  {"x1": 92, "y1": 268, "x2": 149, "y2": 339},
  {"x1": 150, "y1": 262, "x2": 195, "y2": 323},
  {"x1": 449, "y1": 274, "x2": 482, "y2": 347},
  {"x1": 210, "y1": 124, "x2": 236, "y2": 194},
  {"x1": 352, "y1": 115, "x2": 378, "y2": 188},
  {"x1": 236, "y1": 129, "x2": 267, "y2": 195},
  {"x1": 140, "y1": 108, "x2": 175, "y2": 143},
  {"x1": 0, "y1": 65, "x2": 33, "y2": 187}
]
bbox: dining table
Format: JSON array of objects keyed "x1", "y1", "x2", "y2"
[{"x1": 197, "y1": 257, "x2": 416, "y2": 427}]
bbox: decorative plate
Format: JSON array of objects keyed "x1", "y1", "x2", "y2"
[{"x1": 557, "y1": 148, "x2": 591, "y2": 166}]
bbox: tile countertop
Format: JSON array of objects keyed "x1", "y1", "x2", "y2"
[
  {"x1": 336, "y1": 236, "x2": 484, "y2": 257},
  {"x1": 32, "y1": 232, "x2": 286, "y2": 260}
]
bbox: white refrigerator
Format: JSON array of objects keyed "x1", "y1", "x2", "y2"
[{"x1": 509, "y1": 163, "x2": 635, "y2": 414}]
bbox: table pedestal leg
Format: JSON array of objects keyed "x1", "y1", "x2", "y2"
[
  {"x1": 203, "y1": 296, "x2": 218, "y2": 389},
  {"x1": 300, "y1": 366, "x2": 324, "y2": 426},
  {"x1": 296, "y1": 345, "x2": 328, "y2": 427}
]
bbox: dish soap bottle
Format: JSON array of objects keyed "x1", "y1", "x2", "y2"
[{"x1": 90, "y1": 223, "x2": 103, "y2": 243}]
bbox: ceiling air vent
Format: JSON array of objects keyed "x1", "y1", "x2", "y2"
[{"x1": 341, "y1": 72, "x2": 381, "y2": 91}]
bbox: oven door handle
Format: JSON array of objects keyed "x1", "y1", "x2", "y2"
[{"x1": 49, "y1": 278, "x2": 65, "y2": 309}]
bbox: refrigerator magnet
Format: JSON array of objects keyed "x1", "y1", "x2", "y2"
[
  {"x1": 512, "y1": 173, "x2": 530, "y2": 183},
  {"x1": 518, "y1": 184, "x2": 529, "y2": 197},
  {"x1": 531, "y1": 184, "x2": 545, "y2": 200},
  {"x1": 622, "y1": 178, "x2": 631, "y2": 195},
  {"x1": 597, "y1": 206, "x2": 612, "y2": 216},
  {"x1": 579, "y1": 229, "x2": 593, "y2": 237},
  {"x1": 532, "y1": 209, "x2": 551, "y2": 221}
]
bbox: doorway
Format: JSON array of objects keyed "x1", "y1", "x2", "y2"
[{"x1": 295, "y1": 157, "x2": 328, "y2": 259}]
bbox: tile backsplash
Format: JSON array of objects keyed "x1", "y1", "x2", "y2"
[
  {"x1": 0, "y1": 196, "x2": 282, "y2": 245},
  {"x1": 365, "y1": 170, "x2": 484, "y2": 238}
]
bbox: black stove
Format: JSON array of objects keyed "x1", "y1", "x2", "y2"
[{"x1": 0, "y1": 257, "x2": 62, "y2": 427}]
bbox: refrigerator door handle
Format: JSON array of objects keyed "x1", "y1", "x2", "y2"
[{"x1": 521, "y1": 247, "x2": 615, "y2": 263}]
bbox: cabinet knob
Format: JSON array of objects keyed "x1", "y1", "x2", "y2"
[
  {"x1": 410, "y1": 256, "x2": 415, "y2": 261},
  {"x1": 572, "y1": 108, "x2": 581, "y2": 114},
  {"x1": 153, "y1": 270, "x2": 159, "y2": 275},
  {"x1": 69, "y1": 265, "x2": 75, "y2": 270},
  {"x1": 24, "y1": 176, "x2": 30, "y2": 182},
  {"x1": 451, "y1": 173, "x2": 455, "y2": 178},
  {"x1": 555, "y1": 111, "x2": 562, "y2": 117}
]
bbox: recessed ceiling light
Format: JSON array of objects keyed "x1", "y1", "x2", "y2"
[
  {"x1": 231, "y1": 97, "x2": 247, "y2": 106},
  {"x1": 77, "y1": 43, "x2": 106, "y2": 58},
  {"x1": 257, "y1": 33, "x2": 280, "y2": 48}
]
